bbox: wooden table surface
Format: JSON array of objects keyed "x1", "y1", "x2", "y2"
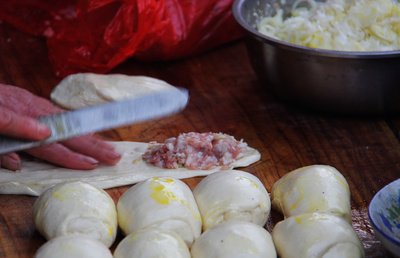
[{"x1": 0, "y1": 20, "x2": 399, "y2": 257}]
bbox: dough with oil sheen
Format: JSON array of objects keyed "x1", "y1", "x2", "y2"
[
  {"x1": 33, "y1": 181, "x2": 117, "y2": 247},
  {"x1": 190, "y1": 220, "x2": 277, "y2": 258},
  {"x1": 114, "y1": 228, "x2": 190, "y2": 258},
  {"x1": 271, "y1": 164, "x2": 351, "y2": 222},
  {"x1": 34, "y1": 235, "x2": 113, "y2": 258},
  {"x1": 193, "y1": 170, "x2": 271, "y2": 231},
  {"x1": 272, "y1": 212, "x2": 365, "y2": 258},
  {"x1": 50, "y1": 73, "x2": 179, "y2": 110},
  {"x1": 0, "y1": 141, "x2": 260, "y2": 196},
  {"x1": 117, "y1": 177, "x2": 202, "y2": 247}
]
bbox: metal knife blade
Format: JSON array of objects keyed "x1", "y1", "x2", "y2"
[{"x1": 0, "y1": 88, "x2": 189, "y2": 155}]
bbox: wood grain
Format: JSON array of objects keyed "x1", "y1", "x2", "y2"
[{"x1": 0, "y1": 21, "x2": 398, "y2": 257}]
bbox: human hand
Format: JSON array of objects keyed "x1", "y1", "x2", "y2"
[{"x1": 0, "y1": 84, "x2": 121, "y2": 171}]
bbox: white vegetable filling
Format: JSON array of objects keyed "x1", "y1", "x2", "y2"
[{"x1": 258, "y1": 0, "x2": 400, "y2": 51}]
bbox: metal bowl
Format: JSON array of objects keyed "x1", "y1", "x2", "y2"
[
  {"x1": 232, "y1": 0, "x2": 400, "y2": 115},
  {"x1": 368, "y1": 178, "x2": 400, "y2": 257}
]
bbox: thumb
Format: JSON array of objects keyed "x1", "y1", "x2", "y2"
[{"x1": 0, "y1": 153, "x2": 21, "y2": 171}]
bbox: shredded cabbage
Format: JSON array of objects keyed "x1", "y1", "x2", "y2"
[{"x1": 257, "y1": 0, "x2": 400, "y2": 51}]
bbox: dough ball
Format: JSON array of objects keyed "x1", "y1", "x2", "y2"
[
  {"x1": 34, "y1": 235, "x2": 113, "y2": 258},
  {"x1": 271, "y1": 165, "x2": 351, "y2": 222},
  {"x1": 33, "y1": 181, "x2": 117, "y2": 247},
  {"x1": 193, "y1": 170, "x2": 271, "y2": 231},
  {"x1": 50, "y1": 73, "x2": 178, "y2": 109},
  {"x1": 190, "y1": 220, "x2": 277, "y2": 258},
  {"x1": 114, "y1": 228, "x2": 190, "y2": 258},
  {"x1": 272, "y1": 212, "x2": 365, "y2": 258},
  {"x1": 117, "y1": 177, "x2": 202, "y2": 247}
]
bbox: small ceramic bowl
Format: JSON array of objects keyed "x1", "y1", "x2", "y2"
[{"x1": 368, "y1": 178, "x2": 400, "y2": 257}]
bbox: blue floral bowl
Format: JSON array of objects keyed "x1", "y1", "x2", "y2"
[{"x1": 368, "y1": 178, "x2": 400, "y2": 257}]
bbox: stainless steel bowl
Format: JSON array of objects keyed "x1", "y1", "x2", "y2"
[{"x1": 232, "y1": 0, "x2": 400, "y2": 115}]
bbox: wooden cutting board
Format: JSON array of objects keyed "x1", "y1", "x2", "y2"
[{"x1": 0, "y1": 21, "x2": 397, "y2": 257}]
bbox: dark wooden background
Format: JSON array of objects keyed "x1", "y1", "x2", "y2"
[{"x1": 0, "y1": 20, "x2": 398, "y2": 257}]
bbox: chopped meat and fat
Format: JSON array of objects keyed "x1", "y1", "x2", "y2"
[{"x1": 142, "y1": 132, "x2": 248, "y2": 170}]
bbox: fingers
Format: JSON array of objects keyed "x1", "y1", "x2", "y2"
[
  {"x1": 61, "y1": 136, "x2": 122, "y2": 166},
  {"x1": 0, "y1": 153, "x2": 22, "y2": 171},
  {"x1": 24, "y1": 136, "x2": 122, "y2": 170},
  {"x1": 25, "y1": 143, "x2": 101, "y2": 170},
  {"x1": 0, "y1": 107, "x2": 51, "y2": 140},
  {"x1": 0, "y1": 85, "x2": 121, "y2": 171}
]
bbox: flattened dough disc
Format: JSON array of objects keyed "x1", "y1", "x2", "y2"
[{"x1": 0, "y1": 141, "x2": 260, "y2": 196}]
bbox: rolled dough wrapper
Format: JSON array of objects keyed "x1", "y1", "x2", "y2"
[
  {"x1": 34, "y1": 235, "x2": 113, "y2": 258},
  {"x1": 114, "y1": 228, "x2": 190, "y2": 258},
  {"x1": 271, "y1": 165, "x2": 351, "y2": 222},
  {"x1": 33, "y1": 181, "x2": 117, "y2": 248},
  {"x1": 117, "y1": 177, "x2": 202, "y2": 247},
  {"x1": 0, "y1": 141, "x2": 261, "y2": 196},
  {"x1": 190, "y1": 220, "x2": 277, "y2": 258},
  {"x1": 193, "y1": 170, "x2": 271, "y2": 231},
  {"x1": 272, "y1": 212, "x2": 365, "y2": 258},
  {"x1": 50, "y1": 73, "x2": 179, "y2": 110}
]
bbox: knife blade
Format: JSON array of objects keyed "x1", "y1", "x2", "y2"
[{"x1": 0, "y1": 88, "x2": 189, "y2": 155}]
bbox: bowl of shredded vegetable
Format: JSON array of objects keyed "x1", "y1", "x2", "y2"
[{"x1": 233, "y1": 0, "x2": 400, "y2": 114}]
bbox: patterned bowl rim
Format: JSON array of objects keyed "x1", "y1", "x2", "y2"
[{"x1": 368, "y1": 178, "x2": 400, "y2": 246}]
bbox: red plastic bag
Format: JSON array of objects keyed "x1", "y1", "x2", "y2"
[{"x1": 0, "y1": 0, "x2": 243, "y2": 78}]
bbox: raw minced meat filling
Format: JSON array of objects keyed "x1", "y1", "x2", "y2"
[{"x1": 142, "y1": 132, "x2": 248, "y2": 170}]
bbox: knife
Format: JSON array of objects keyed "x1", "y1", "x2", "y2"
[{"x1": 0, "y1": 88, "x2": 189, "y2": 155}]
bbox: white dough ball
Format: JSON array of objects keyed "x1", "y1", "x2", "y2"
[
  {"x1": 34, "y1": 235, "x2": 113, "y2": 258},
  {"x1": 193, "y1": 170, "x2": 271, "y2": 231},
  {"x1": 33, "y1": 181, "x2": 117, "y2": 247},
  {"x1": 191, "y1": 220, "x2": 277, "y2": 258},
  {"x1": 117, "y1": 177, "x2": 202, "y2": 247},
  {"x1": 114, "y1": 228, "x2": 190, "y2": 258},
  {"x1": 272, "y1": 212, "x2": 365, "y2": 258},
  {"x1": 271, "y1": 165, "x2": 351, "y2": 222}
]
